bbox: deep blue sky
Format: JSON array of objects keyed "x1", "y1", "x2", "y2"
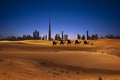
[{"x1": 0, "y1": 0, "x2": 120, "y2": 39}]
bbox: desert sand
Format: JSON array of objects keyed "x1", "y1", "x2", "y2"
[{"x1": 0, "y1": 39, "x2": 120, "y2": 80}]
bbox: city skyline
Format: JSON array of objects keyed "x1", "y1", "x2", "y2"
[
  {"x1": 0, "y1": 19, "x2": 101, "y2": 40},
  {"x1": 0, "y1": 0, "x2": 120, "y2": 39}
]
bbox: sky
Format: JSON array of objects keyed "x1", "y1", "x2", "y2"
[{"x1": 0, "y1": 0, "x2": 120, "y2": 39}]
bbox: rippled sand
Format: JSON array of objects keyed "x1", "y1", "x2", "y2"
[{"x1": 0, "y1": 39, "x2": 120, "y2": 80}]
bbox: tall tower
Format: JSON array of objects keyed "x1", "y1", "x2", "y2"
[
  {"x1": 48, "y1": 20, "x2": 51, "y2": 40},
  {"x1": 61, "y1": 30, "x2": 63, "y2": 40},
  {"x1": 86, "y1": 30, "x2": 89, "y2": 40}
]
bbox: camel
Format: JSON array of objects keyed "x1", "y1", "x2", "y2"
[
  {"x1": 53, "y1": 41, "x2": 58, "y2": 46},
  {"x1": 67, "y1": 40, "x2": 73, "y2": 45},
  {"x1": 75, "y1": 40, "x2": 81, "y2": 45},
  {"x1": 60, "y1": 40, "x2": 65, "y2": 45},
  {"x1": 83, "y1": 40, "x2": 88, "y2": 45}
]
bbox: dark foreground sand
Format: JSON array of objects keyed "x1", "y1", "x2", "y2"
[{"x1": 0, "y1": 39, "x2": 120, "y2": 80}]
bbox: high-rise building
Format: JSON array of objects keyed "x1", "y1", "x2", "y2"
[
  {"x1": 23, "y1": 35, "x2": 27, "y2": 40},
  {"x1": 27, "y1": 34, "x2": 32, "y2": 40},
  {"x1": 82, "y1": 35, "x2": 85, "y2": 40},
  {"x1": 92, "y1": 34, "x2": 98, "y2": 40},
  {"x1": 55, "y1": 34, "x2": 61, "y2": 40},
  {"x1": 42, "y1": 35, "x2": 47, "y2": 40},
  {"x1": 48, "y1": 20, "x2": 51, "y2": 40},
  {"x1": 33, "y1": 30, "x2": 39, "y2": 40},
  {"x1": 63, "y1": 34, "x2": 68, "y2": 40},
  {"x1": 61, "y1": 30, "x2": 63, "y2": 40},
  {"x1": 77, "y1": 34, "x2": 81, "y2": 39},
  {"x1": 86, "y1": 30, "x2": 89, "y2": 40}
]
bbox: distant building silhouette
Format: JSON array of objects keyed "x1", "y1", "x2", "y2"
[
  {"x1": 48, "y1": 20, "x2": 51, "y2": 40},
  {"x1": 23, "y1": 35, "x2": 27, "y2": 40},
  {"x1": 27, "y1": 34, "x2": 32, "y2": 40},
  {"x1": 33, "y1": 30, "x2": 39, "y2": 40},
  {"x1": 61, "y1": 30, "x2": 63, "y2": 40},
  {"x1": 42, "y1": 35, "x2": 47, "y2": 40},
  {"x1": 17, "y1": 36, "x2": 23, "y2": 40},
  {"x1": 86, "y1": 30, "x2": 89, "y2": 40},
  {"x1": 77, "y1": 34, "x2": 81, "y2": 39},
  {"x1": 8, "y1": 35, "x2": 16, "y2": 41},
  {"x1": 92, "y1": 34, "x2": 98, "y2": 40},
  {"x1": 82, "y1": 35, "x2": 85, "y2": 40},
  {"x1": 55, "y1": 34, "x2": 61, "y2": 40},
  {"x1": 101, "y1": 34, "x2": 120, "y2": 39},
  {"x1": 63, "y1": 34, "x2": 68, "y2": 40}
]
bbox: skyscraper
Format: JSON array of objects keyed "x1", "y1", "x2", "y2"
[
  {"x1": 55, "y1": 34, "x2": 61, "y2": 40},
  {"x1": 63, "y1": 34, "x2": 68, "y2": 40},
  {"x1": 33, "y1": 30, "x2": 39, "y2": 40},
  {"x1": 86, "y1": 30, "x2": 89, "y2": 40},
  {"x1": 42, "y1": 35, "x2": 47, "y2": 40},
  {"x1": 48, "y1": 20, "x2": 51, "y2": 40},
  {"x1": 61, "y1": 30, "x2": 63, "y2": 40},
  {"x1": 77, "y1": 34, "x2": 81, "y2": 39}
]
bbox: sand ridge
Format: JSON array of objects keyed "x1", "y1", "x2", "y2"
[{"x1": 0, "y1": 39, "x2": 120, "y2": 80}]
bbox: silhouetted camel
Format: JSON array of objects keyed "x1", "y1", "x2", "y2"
[
  {"x1": 67, "y1": 40, "x2": 73, "y2": 45},
  {"x1": 53, "y1": 41, "x2": 58, "y2": 46},
  {"x1": 75, "y1": 40, "x2": 81, "y2": 45},
  {"x1": 84, "y1": 40, "x2": 88, "y2": 45},
  {"x1": 60, "y1": 40, "x2": 65, "y2": 45}
]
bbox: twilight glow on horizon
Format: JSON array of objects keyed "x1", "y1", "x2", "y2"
[{"x1": 0, "y1": 0, "x2": 120, "y2": 39}]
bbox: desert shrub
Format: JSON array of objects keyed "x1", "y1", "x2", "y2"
[
  {"x1": 40, "y1": 62, "x2": 45, "y2": 65},
  {"x1": 68, "y1": 75, "x2": 71, "y2": 78},
  {"x1": 60, "y1": 70, "x2": 64, "y2": 73},
  {"x1": 76, "y1": 71, "x2": 79, "y2": 74},
  {"x1": 98, "y1": 77, "x2": 102, "y2": 80},
  {"x1": 0, "y1": 59, "x2": 4, "y2": 62}
]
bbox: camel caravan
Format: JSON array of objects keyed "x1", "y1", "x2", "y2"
[{"x1": 52, "y1": 40, "x2": 93, "y2": 46}]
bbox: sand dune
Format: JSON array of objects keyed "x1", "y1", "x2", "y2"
[{"x1": 0, "y1": 39, "x2": 120, "y2": 80}]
